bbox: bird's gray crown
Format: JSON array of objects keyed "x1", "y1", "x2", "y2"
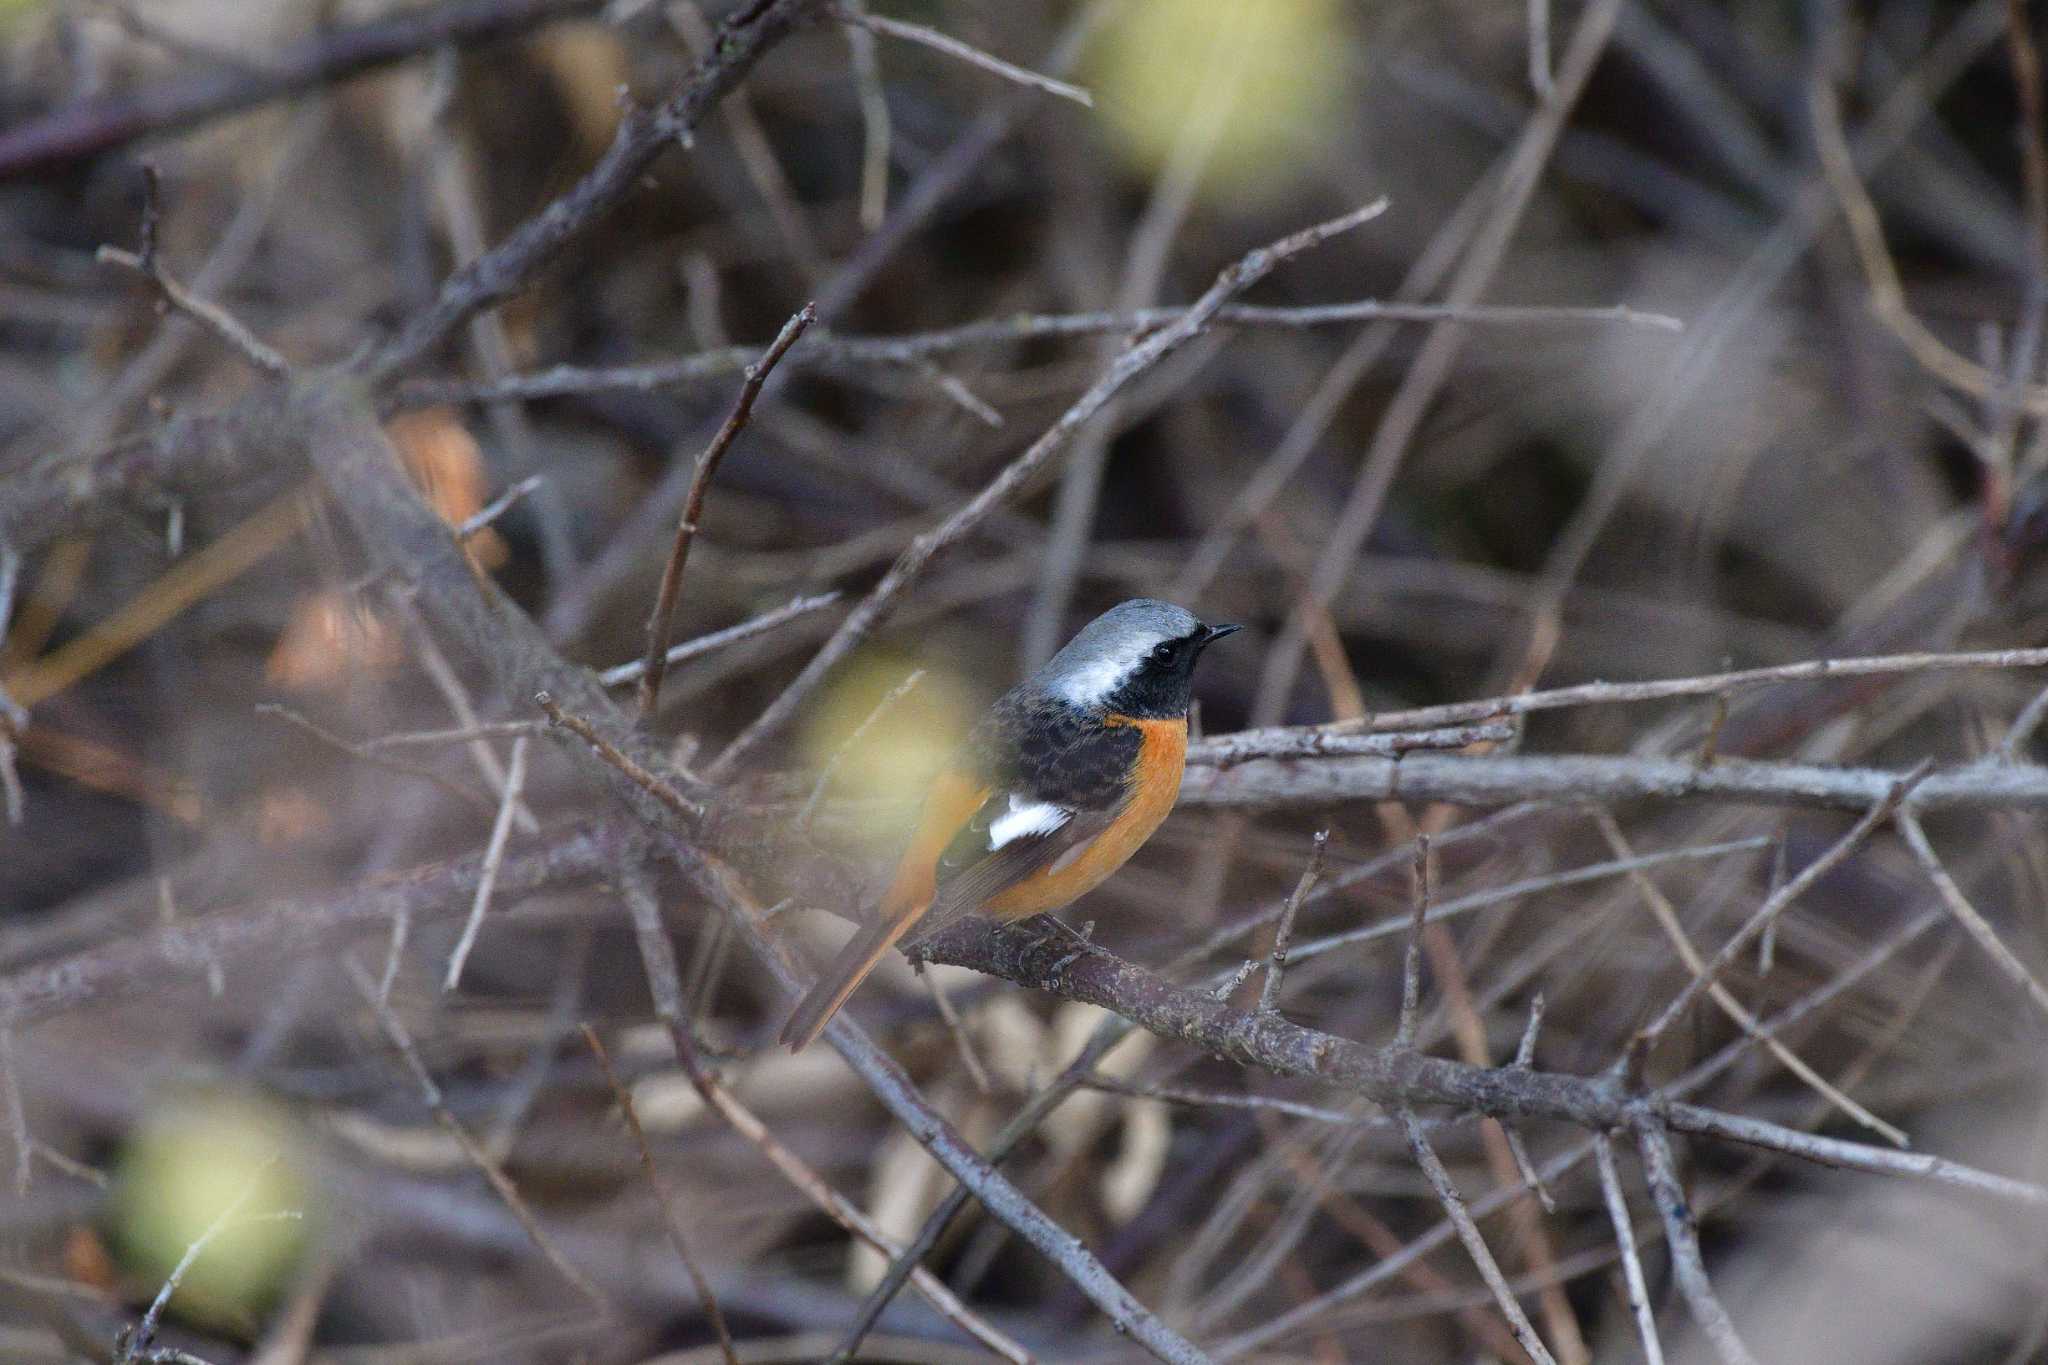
[{"x1": 1034, "y1": 599, "x2": 1202, "y2": 706}]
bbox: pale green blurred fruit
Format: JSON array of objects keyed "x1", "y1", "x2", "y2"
[
  {"x1": 800, "y1": 651, "x2": 974, "y2": 852},
  {"x1": 1087, "y1": 0, "x2": 1349, "y2": 197},
  {"x1": 112, "y1": 1095, "x2": 312, "y2": 1327}
]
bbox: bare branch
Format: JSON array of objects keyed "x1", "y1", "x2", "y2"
[
  {"x1": 623, "y1": 875, "x2": 1032, "y2": 1362},
  {"x1": 96, "y1": 166, "x2": 289, "y2": 377},
  {"x1": 1, "y1": 1026, "x2": 28, "y2": 1196},
  {"x1": 397, "y1": 299, "x2": 1682, "y2": 407},
  {"x1": 637, "y1": 304, "x2": 814, "y2": 719},
  {"x1": 1181, "y1": 745, "x2": 2042, "y2": 816},
  {"x1": 1401, "y1": 1108, "x2": 1558, "y2": 1365},
  {"x1": 1257, "y1": 829, "x2": 1327, "y2": 1014},
  {"x1": 1592, "y1": 1133, "x2": 1665, "y2": 1365},
  {"x1": 1358, "y1": 646, "x2": 2048, "y2": 733},
  {"x1": 1395, "y1": 835, "x2": 1432, "y2": 1049},
  {"x1": 672, "y1": 847, "x2": 1208, "y2": 1363},
  {"x1": 1896, "y1": 808, "x2": 2048, "y2": 1018},
  {"x1": 1632, "y1": 1121, "x2": 1759, "y2": 1365},
  {"x1": 443, "y1": 733, "x2": 530, "y2": 991},
  {"x1": 597, "y1": 591, "x2": 843, "y2": 688},
  {"x1": 535, "y1": 691, "x2": 706, "y2": 821},
  {"x1": 454, "y1": 475, "x2": 543, "y2": 539}
]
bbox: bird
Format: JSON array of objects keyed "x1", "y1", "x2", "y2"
[{"x1": 779, "y1": 599, "x2": 1241, "y2": 1050}]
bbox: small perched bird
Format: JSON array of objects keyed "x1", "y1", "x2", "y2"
[{"x1": 780, "y1": 599, "x2": 1240, "y2": 1049}]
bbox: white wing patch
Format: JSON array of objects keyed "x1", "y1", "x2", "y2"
[{"x1": 987, "y1": 794, "x2": 1073, "y2": 850}]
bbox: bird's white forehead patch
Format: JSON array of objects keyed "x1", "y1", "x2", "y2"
[
  {"x1": 1047, "y1": 629, "x2": 1170, "y2": 706},
  {"x1": 987, "y1": 794, "x2": 1072, "y2": 849}
]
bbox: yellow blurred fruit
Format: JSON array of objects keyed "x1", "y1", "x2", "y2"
[
  {"x1": 111, "y1": 1095, "x2": 313, "y2": 1328},
  {"x1": 1087, "y1": 0, "x2": 1349, "y2": 198}
]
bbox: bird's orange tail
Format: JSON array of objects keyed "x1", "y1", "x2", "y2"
[{"x1": 778, "y1": 907, "x2": 925, "y2": 1050}]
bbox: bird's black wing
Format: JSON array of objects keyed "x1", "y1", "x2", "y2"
[{"x1": 913, "y1": 691, "x2": 1141, "y2": 933}]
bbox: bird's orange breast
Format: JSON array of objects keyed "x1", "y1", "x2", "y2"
[{"x1": 980, "y1": 714, "x2": 1187, "y2": 921}]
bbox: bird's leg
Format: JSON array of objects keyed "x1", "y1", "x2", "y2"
[{"x1": 1029, "y1": 914, "x2": 1111, "y2": 975}]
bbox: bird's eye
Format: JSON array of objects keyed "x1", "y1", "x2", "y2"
[{"x1": 1151, "y1": 642, "x2": 1175, "y2": 662}]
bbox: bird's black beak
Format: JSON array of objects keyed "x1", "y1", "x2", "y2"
[{"x1": 1199, "y1": 622, "x2": 1243, "y2": 646}]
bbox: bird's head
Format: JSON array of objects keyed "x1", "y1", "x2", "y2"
[{"x1": 1034, "y1": 598, "x2": 1241, "y2": 718}]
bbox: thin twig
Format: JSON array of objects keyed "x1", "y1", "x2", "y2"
[
  {"x1": 1632, "y1": 1120, "x2": 1759, "y2": 1365},
  {"x1": 921, "y1": 970, "x2": 993, "y2": 1095},
  {"x1": 1257, "y1": 830, "x2": 1328, "y2": 1014},
  {"x1": 1400, "y1": 1109, "x2": 1558, "y2": 1365},
  {"x1": 1396, "y1": 835, "x2": 1431, "y2": 1049},
  {"x1": 1637, "y1": 764, "x2": 1930, "y2": 1046},
  {"x1": 362, "y1": 719, "x2": 544, "y2": 750},
  {"x1": 1280, "y1": 836, "x2": 1774, "y2": 966},
  {"x1": 1896, "y1": 808, "x2": 2048, "y2": 1018},
  {"x1": 97, "y1": 166, "x2": 290, "y2": 377},
  {"x1": 1505, "y1": 995, "x2": 1555, "y2": 1212},
  {"x1": 398, "y1": 299, "x2": 1681, "y2": 406},
  {"x1": 342, "y1": 954, "x2": 605, "y2": 1307},
  {"x1": 255, "y1": 703, "x2": 498, "y2": 815},
  {"x1": 385, "y1": 590, "x2": 540, "y2": 833},
  {"x1": 638, "y1": 303, "x2": 814, "y2": 720},
  {"x1": 2000, "y1": 676, "x2": 2048, "y2": 757},
  {"x1": 579, "y1": 1024, "x2": 738, "y2": 1365},
  {"x1": 536, "y1": 690, "x2": 706, "y2": 821},
  {"x1": 1592, "y1": 1132, "x2": 1666, "y2": 1365},
  {"x1": 1351, "y1": 646, "x2": 2048, "y2": 733},
  {"x1": 0, "y1": 542, "x2": 20, "y2": 826},
  {"x1": 711, "y1": 198, "x2": 1391, "y2": 776},
  {"x1": 1810, "y1": 66, "x2": 2048, "y2": 414},
  {"x1": 830, "y1": 1011, "x2": 1139, "y2": 1362},
  {"x1": 1502, "y1": 1125, "x2": 1554, "y2": 1216},
  {"x1": 1594, "y1": 809, "x2": 1907, "y2": 1145},
  {"x1": 599, "y1": 591, "x2": 842, "y2": 687},
  {"x1": 834, "y1": 6, "x2": 1094, "y2": 107},
  {"x1": 454, "y1": 475, "x2": 543, "y2": 538},
  {"x1": 443, "y1": 733, "x2": 530, "y2": 991}
]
